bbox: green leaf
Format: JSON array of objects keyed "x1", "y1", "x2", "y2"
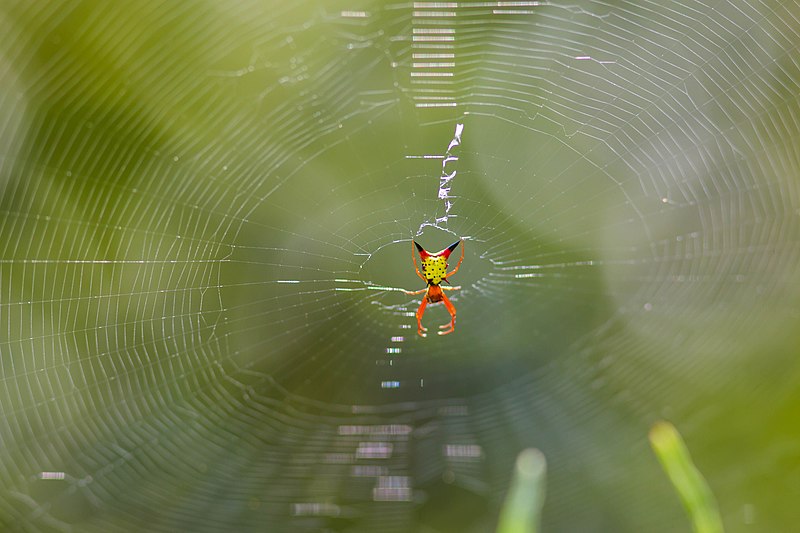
[
  {"x1": 497, "y1": 448, "x2": 547, "y2": 533},
  {"x1": 649, "y1": 421, "x2": 724, "y2": 533}
]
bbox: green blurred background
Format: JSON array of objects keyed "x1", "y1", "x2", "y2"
[{"x1": 2, "y1": 1, "x2": 800, "y2": 531}]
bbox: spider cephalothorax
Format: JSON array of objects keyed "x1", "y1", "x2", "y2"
[{"x1": 404, "y1": 239, "x2": 464, "y2": 337}]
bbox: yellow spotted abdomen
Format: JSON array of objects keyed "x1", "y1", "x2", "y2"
[{"x1": 422, "y1": 255, "x2": 449, "y2": 285}]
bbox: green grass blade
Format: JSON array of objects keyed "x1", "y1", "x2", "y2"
[
  {"x1": 497, "y1": 448, "x2": 547, "y2": 533},
  {"x1": 649, "y1": 421, "x2": 724, "y2": 533}
]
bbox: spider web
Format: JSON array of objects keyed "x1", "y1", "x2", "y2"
[{"x1": 2, "y1": 1, "x2": 800, "y2": 531}]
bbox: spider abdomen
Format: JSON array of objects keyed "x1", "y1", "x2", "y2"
[{"x1": 421, "y1": 255, "x2": 448, "y2": 285}]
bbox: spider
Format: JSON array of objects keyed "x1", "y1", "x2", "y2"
[{"x1": 404, "y1": 239, "x2": 464, "y2": 337}]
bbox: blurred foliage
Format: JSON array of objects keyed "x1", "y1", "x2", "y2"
[
  {"x1": 650, "y1": 421, "x2": 724, "y2": 533},
  {"x1": 497, "y1": 449, "x2": 546, "y2": 533}
]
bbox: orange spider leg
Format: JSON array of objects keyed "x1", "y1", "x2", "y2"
[
  {"x1": 437, "y1": 290, "x2": 457, "y2": 335},
  {"x1": 415, "y1": 297, "x2": 429, "y2": 337},
  {"x1": 404, "y1": 288, "x2": 427, "y2": 296}
]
